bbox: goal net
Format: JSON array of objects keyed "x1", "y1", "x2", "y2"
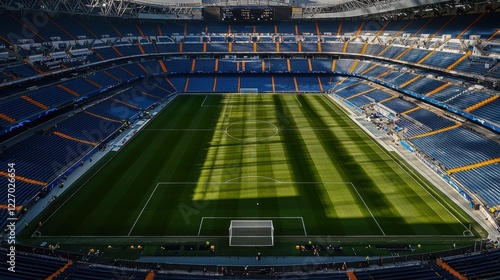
[
  {"x1": 229, "y1": 220, "x2": 274, "y2": 246},
  {"x1": 239, "y1": 88, "x2": 258, "y2": 94}
]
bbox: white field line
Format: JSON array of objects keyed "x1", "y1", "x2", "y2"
[
  {"x1": 156, "y1": 181, "x2": 354, "y2": 185},
  {"x1": 348, "y1": 182, "x2": 386, "y2": 236},
  {"x1": 324, "y1": 94, "x2": 470, "y2": 232},
  {"x1": 197, "y1": 217, "x2": 205, "y2": 236},
  {"x1": 200, "y1": 95, "x2": 209, "y2": 107},
  {"x1": 142, "y1": 128, "x2": 359, "y2": 132},
  {"x1": 128, "y1": 183, "x2": 161, "y2": 236},
  {"x1": 203, "y1": 94, "x2": 302, "y2": 107},
  {"x1": 143, "y1": 128, "x2": 217, "y2": 131},
  {"x1": 225, "y1": 176, "x2": 282, "y2": 183},
  {"x1": 201, "y1": 216, "x2": 305, "y2": 219},
  {"x1": 199, "y1": 105, "x2": 305, "y2": 108},
  {"x1": 300, "y1": 217, "x2": 308, "y2": 236},
  {"x1": 294, "y1": 95, "x2": 303, "y2": 107},
  {"x1": 35, "y1": 234, "x2": 468, "y2": 238},
  {"x1": 354, "y1": 118, "x2": 470, "y2": 231}
]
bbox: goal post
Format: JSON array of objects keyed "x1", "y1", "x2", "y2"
[{"x1": 229, "y1": 220, "x2": 274, "y2": 246}]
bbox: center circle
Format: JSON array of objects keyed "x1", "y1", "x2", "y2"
[{"x1": 226, "y1": 121, "x2": 278, "y2": 142}]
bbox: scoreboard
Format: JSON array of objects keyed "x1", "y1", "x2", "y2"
[
  {"x1": 222, "y1": 8, "x2": 274, "y2": 21},
  {"x1": 203, "y1": 6, "x2": 291, "y2": 21}
]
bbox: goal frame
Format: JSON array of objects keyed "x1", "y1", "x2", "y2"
[
  {"x1": 239, "y1": 88, "x2": 259, "y2": 94},
  {"x1": 229, "y1": 220, "x2": 274, "y2": 247}
]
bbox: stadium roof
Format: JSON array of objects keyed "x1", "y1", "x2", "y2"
[{"x1": 0, "y1": 0, "x2": 491, "y2": 19}]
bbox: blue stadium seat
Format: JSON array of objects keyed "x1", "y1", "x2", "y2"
[
  {"x1": 206, "y1": 43, "x2": 228, "y2": 52},
  {"x1": 406, "y1": 109, "x2": 455, "y2": 131},
  {"x1": 215, "y1": 75, "x2": 238, "y2": 92},
  {"x1": 311, "y1": 59, "x2": 334, "y2": 72},
  {"x1": 25, "y1": 86, "x2": 76, "y2": 108},
  {"x1": 346, "y1": 43, "x2": 364, "y2": 54},
  {"x1": 240, "y1": 76, "x2": 273, "y2": 92},
  {"x1": 0, "y1": 249, "x2": 69, "y2": 280},
  {"x1": 421, "y1": 52, "x2": 463, "y2": 69},
  {"x1": 232, "y1": 42, "x2": 254, "y2": 52},
  {"x1": 273, "y1": 75, "x2": 296, "y2": 92},
  {"x1": 335, "y1": 83, "x2": 373, "y2": 99},
  {"x1": 468, "y1": 97, "x2": 500, "y2": 124},
  {"x1": 396, "y1": 116, "x2": 432, "y2": 138},
  {"x1": 445, "y1": 249, "x2": 500, "y2": 279},
  {"x1": 290, "y1": 59, "x2": 309, "y2": 73},
  {"x1": 296, "y1": 76, "x2": 322, "y2": 92},
  {"x1": 187, "y1": 76, "x2": 215, "y2": 92},
  {"x1": 381, "y1": 97, "x2": 417, "y2": 113},
  {"x1": 183, "y1": 43, "x2": 204, "y2": 52},
  {"x1": 364, "y1": 89, "x2": 392, "y2": 102},
  {"x1": 453, "y1": 164, "x2": 500, "y2": 207},
  {"x1": 334, "y1": 59, "x2": 355, "y2": 73},
  {"x1": 321, "y1": 42, "x2": 344, "y2": 53},
  {"x1": 410, "y1": 127, "x2": 500, "y2": 169}
]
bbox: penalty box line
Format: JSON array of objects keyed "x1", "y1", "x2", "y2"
[
  {"x1": 347, "y1": 182, "x2": 385, "y2": 236},
  {"x1": 128, "y1": 181, "x2": 381, "y2": 237},
  {"x1": 128, "y1": 183, "x2": 161, "y2": 236},
  {"x1": 198, "y1": 216, "x2": 307, "y2": 237}
]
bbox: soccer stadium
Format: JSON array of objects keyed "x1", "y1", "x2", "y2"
[{"x1": 1, "y1": 0, "x2": 500, "y2": 278}]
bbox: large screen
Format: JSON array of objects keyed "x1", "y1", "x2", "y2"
[
  {"x1": 203, "y1": 6, "x2": 221, "y2": 21},
  {"x1": 203, "y1": 7, "x2": 291, "y2": 21},
  {"x1": 222, "y1": 7, "x2": 274, "y2": 21}
]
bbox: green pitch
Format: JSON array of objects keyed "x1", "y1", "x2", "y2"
[{"x1": 37, "y1": 94, "x2": 471, "y2": 238}]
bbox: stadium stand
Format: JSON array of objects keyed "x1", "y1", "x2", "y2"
[
  {"x1": 0, "y1": 133, "x2": 95, "y2": 183},
  {"x1": 409, "y1": 127, "x2": 500, "y2": 170},
  {"x1": 24, "y1": 86, "x2": 76, "y2": 108},
  {"x1": 347, "y1": 95, "x2": 372, "y2": 108},
  {"x1": 443, "y1": 249, "x2": 500, "y2": 279},
  {"x1": 466, "y1": 96, "x2": 500, "y2": 124},
  {"x1": 404, "y1": 77, "x2": 449, "y2": 96},
  {"x1": 0, "y1": 70, "x2": 174, "y2": 228},
  {"x1": 2, "y1": 245, "x2": 498, "y2": 280},
  {"x1": 405, "y1": 109, "x2": 456, "y2": 131},
  {"x1": 432, "y1": 89, "x2": 488, "y2": 111},
  {"x1": 380, "y1": 97, "x2": 417, "y2": 113},
  {"x1": 0, "y1": 98, "x2": 45, "y2": 124},
  {"x1": 363, "y1": 89, "x2": 392, "y2": 102},
  {"x1": 396, "y1": 116, "x2": 433, "y2": 139},
  {"x1": 354, "y1": 262, "x2": 457, "y2": 280},
  {"x1": 335, "y1": 82, "x2": 373, "y2": 99},
  {"x1": 0, "y1": 250, "x2": 71, "y2": 279},
  {"x1": 53, "y1": 264, "x2": 150, "y2": 279},
  {"x1": 452, "y1": 164, "x2": 500, "y2": 207}
]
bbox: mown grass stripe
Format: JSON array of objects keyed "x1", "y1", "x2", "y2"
[
  {"x1": 293, "y1": 95, "x2": 383, "y2": 235},
  {"x1": 33, "y1": 94, "x2": 474, "y2": 239},
  {"x1": 319, "y1": 95, "x2": 468, "y2": 235}
]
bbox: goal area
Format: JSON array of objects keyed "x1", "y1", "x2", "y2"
[{"x1": 229, "y1": 220, "x2": 274, "y2": 246}]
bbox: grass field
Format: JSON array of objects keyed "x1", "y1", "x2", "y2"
[{"x1": 34, "y1": 94, "x2": 476, "y2": 240}]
